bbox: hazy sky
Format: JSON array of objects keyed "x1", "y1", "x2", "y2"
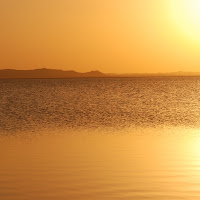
[{"x1": 1, "y1": 0, "x2": 200, "y2": 73}]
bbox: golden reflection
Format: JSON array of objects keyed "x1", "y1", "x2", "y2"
[{"x1": 1, "y1": 128, "x2": 200, "y2": 199}]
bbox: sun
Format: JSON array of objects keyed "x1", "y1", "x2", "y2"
[{"x1": 170, "y1": 0, "x2": 200, "y2": 41}]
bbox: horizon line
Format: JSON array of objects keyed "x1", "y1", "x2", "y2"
[{"x1": 1, "y1": 68, "x2": 200, "y2": 75}]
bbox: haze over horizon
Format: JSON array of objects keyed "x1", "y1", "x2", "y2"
[
  {"x1": 2, "y1": 68, "x2": 200, "y2": 80},
  {"x1": 2, "y1": 67, "x2": 200, "y2": 74},
  {"x1": 1, "y1": 0, "x2": 200, "y2": 73}
]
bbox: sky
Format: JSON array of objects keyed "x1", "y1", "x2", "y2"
[{"x1": 0, "y1": 0, "x2": 200, "y2": 73}]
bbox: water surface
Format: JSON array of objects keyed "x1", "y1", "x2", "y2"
[{"x1": 1, "y1": 77, "x2": 200, "y2": 199}]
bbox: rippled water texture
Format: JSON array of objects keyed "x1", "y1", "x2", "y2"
[{"x1": 1, "y1": 77, "x2": 200, "y2": 200}]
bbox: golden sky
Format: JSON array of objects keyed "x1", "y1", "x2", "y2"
[{"x1": 0, "y1": 0, "x2": 200, "y2": 73}]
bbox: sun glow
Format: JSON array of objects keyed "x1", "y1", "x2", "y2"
[{"x1": 171, "y1": 0, "x2": 200, "y2": 41}]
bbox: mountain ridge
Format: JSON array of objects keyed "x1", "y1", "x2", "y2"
[
  {"x1": 0, "y1": 68, "x2": 106, "y2": 79},
  {"x1": 1, "y1": 68, "x2": 200, "y2": 79}
]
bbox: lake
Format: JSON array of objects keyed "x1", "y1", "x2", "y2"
[{"x1": 1, "y1": 77, "x2": 200, "y2": 199}]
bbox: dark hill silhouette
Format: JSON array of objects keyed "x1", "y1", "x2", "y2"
[
  {"x1": 0, "y1": 68, "x2": 106, "y2": 79},
  {"x1": 1, "y1": 68, "x2": 200, "y2": 79}
]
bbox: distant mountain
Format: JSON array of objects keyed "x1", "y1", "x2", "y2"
[
  {"x1": 114, "y1": 71, "x2": 200, "y2": 77},
  {"x1": 1, "y1": 68, "x2": 200, "y2": 79},
  {"x1": 0, "y1": 68, "x2": 106, "y2": 79}
]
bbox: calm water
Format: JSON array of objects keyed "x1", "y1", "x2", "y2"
[{"x1": 1, "y1": 77, "x2": 200, "y2": 199}]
